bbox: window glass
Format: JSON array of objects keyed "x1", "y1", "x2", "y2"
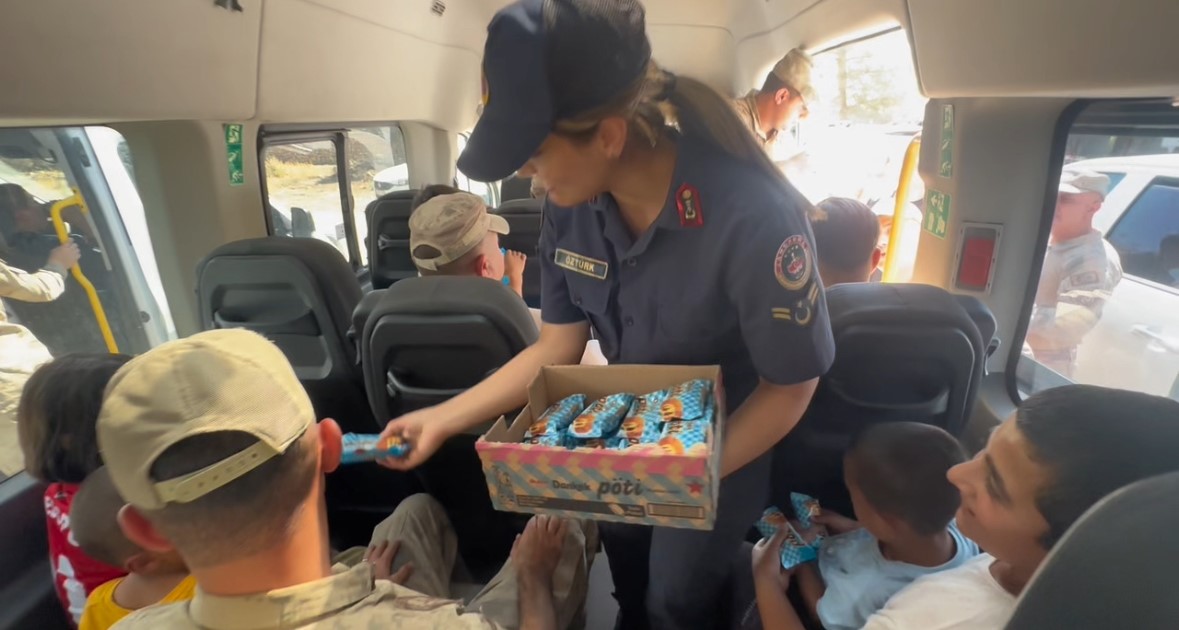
[
  {"x1": 350, "y1": 125, "x2": 407, "y2": 265},
  {"x1": 1106, "y1": 179, "x2": 1179, "y2": 282},
  {"x1": 262, "y1": 140, "x2": 348, "y2": 259},
  {"x1": 1, "y1": 126, "x2": 167, "y2": 482},
  {"x1": 455, "y1": 134, "x2": 498, "y2": 207},
  {"x1": 1018, "y1": 102, "x2": 1179, "y2": 402},
  {"x1": 786, "y1": 29, "x2": 926, "y2": 283}
]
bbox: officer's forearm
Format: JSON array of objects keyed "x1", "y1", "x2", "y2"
[
  {"x1": 1027, "y1": 305, "x2": 1101, "y2": 350},
  {"x1": 720, "y1": 378, "x2": 818, "y2": 478},
  {"x1": 439, "y1": 322, "x2": 590, "y2": 435}
]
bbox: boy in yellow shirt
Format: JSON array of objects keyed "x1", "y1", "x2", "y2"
[{"x1": 70, "y1": 467, "x2": 195, "y2": 630}]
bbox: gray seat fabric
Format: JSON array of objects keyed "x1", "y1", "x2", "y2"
[
  {"x1": 772, "y1": 283, "x2": 995, "y2": 516},
  {"x1": 360, "y1": 276, "x2": 538, "y2": 422},
  {"x1": 1006, "y1": 471, "x2": 1179, "y2": 630},
  {"x1": 494, "y1": 199, "x2": 543, "y2": 307},
  {"x1": 195, "y1": 237, "x2": 371, "y2": 431},
  {"x1": 499, "y1": 176, "x2": 533, "y2": 202},
  {"x1": 366, "y1": 189, "x2": 419, "y2": 289}
]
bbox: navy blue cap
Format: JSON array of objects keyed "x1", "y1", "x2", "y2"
[{"x1": 458, "y1": 0, "x2": 652, "y2": 183}]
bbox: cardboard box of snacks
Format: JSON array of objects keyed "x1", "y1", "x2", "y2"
[{"x1": 475, "y1": 365, "x2": 725, "y2": 530}]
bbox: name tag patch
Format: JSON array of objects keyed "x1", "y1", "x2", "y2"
[{"x1": 555, "y1": 249, "x2": 609, "y2": 280}]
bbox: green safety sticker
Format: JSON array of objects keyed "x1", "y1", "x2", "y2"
[
  {"x1": 924, "y1": 189, "x2": 951, "y2": 239},
  {"x1": 224, "y1": 123, "x2": 245, "y2": 186},
  {"x1": 939, "y1": 104, "x2": 954, "y2": 178}
]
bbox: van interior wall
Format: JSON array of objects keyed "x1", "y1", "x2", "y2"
[
  {"x1": 912, "y1": 97, "x2": 1074, "y2": 442},
  {"x1": 401, "y1": 122, "x2": 459, "y2": 190},
  {"x1": 112, "y1": 121, "x2": 266, "y2": 337}
]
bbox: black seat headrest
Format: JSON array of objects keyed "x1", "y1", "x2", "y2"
[
  {"x1": 1006, "y1": 471, "x2": 1179, "y2": 630},
  {"x1": 500, "y1": 177, "x2": 533, "y2": 202},
  {"x1": 197, "y1": 237, "x2": 362, "y2": 341}
]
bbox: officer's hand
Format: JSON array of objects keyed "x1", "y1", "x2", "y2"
[
  {"x1": 48, "y1": 241, "x2": 81, "y2": 270},
  {"x1": 752, "y1": 526, "x2": 791, "y2": 590},
  {"x1": 376, "y1": 407, "x2": 454, "y2": 471},
  {"x1": 811, "y1": 509, "x2": 860, "y2": 535},
  {"x1": 363, "y1": 540, "x2": 414, "y2": 585}
]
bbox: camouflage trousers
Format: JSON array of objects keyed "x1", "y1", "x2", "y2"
[{"x1": 336, "y1": 494, "x2": 590, "y2": 630}]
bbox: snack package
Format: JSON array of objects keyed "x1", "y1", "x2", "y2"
[
  {"x1": 658, "y1": 379, "x2": 713, "y2": 422},
  {"x1": 791, "y1": 492, "x2": 821, "y2": 530},
  {"x1": 525, "y1": 394, "x2": 588, "y2": 439},
  {"x1": 340, "y1": 433, "x2": 411, "y2": 464},
  {"x1": 569, "y1": 393, "x2": 635, "y2": 438},
  {"x1": 756, "y1": 503, "x2": 824, "y2": 569},
  {"x1": 524, "y1": 432, "x2": 569, "y2": 448},
  {"x1": 569, "y1": 437, "x2": 611, "y2": 449},
  {"x1": 657, "y1": 420, "x2": 708, "y2": 455},
  {"x1": 616, "y1": 393, "x2": 667, "y2": 447}
]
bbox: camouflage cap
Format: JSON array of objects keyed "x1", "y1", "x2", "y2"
[
  {"x1": 97, "y1": 329, "x2": 314, "y2": 511},
  {"x1": 1059, "y1": 169, "x2": 1111, "y2": 198},
  {"x1": 771, "y1": 48, "x2": 817, "y2": 103},
  {"x1": 409, "y1": 192, "x2": 509, "y2": 271}
]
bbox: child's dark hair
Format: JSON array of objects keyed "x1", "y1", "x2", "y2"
[
  {"x1": 411, "y1": 184, "x2": 462, "y2": 211},
  {"x1": 17, "y1": 353, "x2": 132, "y2": 483},
  {"x1": 846, "y1": 422, "x2": 967, "y2": 536}
]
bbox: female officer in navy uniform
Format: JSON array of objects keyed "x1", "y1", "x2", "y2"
[{"x1": 379, "y1": 1, "x2": 834, "y2": 628}]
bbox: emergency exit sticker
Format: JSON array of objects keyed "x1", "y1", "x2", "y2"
[
  {"x1": 939, "y1": 104, "x2": 954, "y2": 178},
  {"x1": 924, "y1": 189, "x2": 951, "y2": 239},
  {"x1": 224, "y1": 123, "x2": 245, "y2": 186}
]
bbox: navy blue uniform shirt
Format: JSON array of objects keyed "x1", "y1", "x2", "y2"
[{"x1": 539, "y1": 136, "x2": 835, "y2": 410}]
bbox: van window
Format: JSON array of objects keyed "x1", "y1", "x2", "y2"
[
  {"x1": 788, "y1": 28, "x2": 926, "y2": 204},
  {"x1": 455, "y1": 134, "x2": 498, "y2": 207},
  {"x1": 1017, "y1": 100, "x2": 1179, "y2": 402},
  {"x1": 1105, "y1": 178, "x2": 1179, "y2": 283},
  {"x1": 261, "y1": 125, "x2": 407, "y2": 267},
  {"x1": 262, "y1": 138, "x2": 349, "y2": 259},
  {"x1": 1, "y1": 126, "x2": 170, "y2": 482},
  {"x1": 350, "y1": 125, "x2": 407, "y2": 265}
]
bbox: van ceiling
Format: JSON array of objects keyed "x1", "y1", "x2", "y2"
[{"x1": 0, "y1": 0, "x2": 1175, "y2": 129}]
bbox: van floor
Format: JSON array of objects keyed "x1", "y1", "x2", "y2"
[{"x1": 586, "y1": 551, "x2": 619, "y2": 629}]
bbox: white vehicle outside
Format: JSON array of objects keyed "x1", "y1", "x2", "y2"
[{"x1": 1068, "y1": 154, "x2": 1179, "y2": 399}]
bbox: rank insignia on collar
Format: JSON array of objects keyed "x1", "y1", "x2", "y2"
[{"x1": 676, "y1": 184, "x2": 704, "y2": 228}]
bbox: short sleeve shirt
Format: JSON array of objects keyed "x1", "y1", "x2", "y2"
[{"x1": 538, "y1": 136, "x2": 834, "y2": 409}]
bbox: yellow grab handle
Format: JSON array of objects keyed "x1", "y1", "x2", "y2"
[
  {"x1": 49, "y1": 189, "x2": 119, "y2": 353},
  {"x1": 882, "y1": 136, "x2": 922, "y2": 283}
]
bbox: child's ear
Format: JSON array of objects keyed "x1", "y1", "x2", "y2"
[
  {"x1": 871, "y1": 247, "x2": 884, "y2": 271},
  {"x1": 318, "y1": 419, "x2": 342, "y2": 474},
  {"x1": 118, "y1": 506, "x2": 176, "y2": 555}
]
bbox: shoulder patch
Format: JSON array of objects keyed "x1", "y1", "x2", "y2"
[
  {"x1": 676, "y1": 184, "x2": 704, "y2": 228},
  {"x1": 774, "y1": 235, "x2": 813, "y2": 291}
]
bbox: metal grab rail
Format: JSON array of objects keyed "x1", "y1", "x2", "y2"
[
  {"x1": 49, "y1": 189, "x2": 119, "y2": 353},
  {"x1": 882, "y1": 136, "x2": 921, "y2": 283}
]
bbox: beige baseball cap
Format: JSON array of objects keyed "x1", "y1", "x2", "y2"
[
  {"x1": 1059, "y1": 169, "x2": 1110, "y2": 197},
  {"x1": 771, "y1": 48, "x2": 817, "y2": 103},
  {"x1": 97, "y1": 329, "x2": 314, "y2": 511},
  {"x1": 409, "y1": 192, "x2": 510, "y2": 271}
]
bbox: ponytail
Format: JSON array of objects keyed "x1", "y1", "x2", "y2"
[{"x1": 554, "y1": 61, "x2": 809, "y2": 208}]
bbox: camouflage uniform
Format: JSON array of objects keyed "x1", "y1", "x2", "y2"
[
  {"x1": 732, "y1": 91, "x2": 777, "y2": 150},
  {"x1": 0, "y1": 260, "x2": 65, "y2": 476},
  {"x1": 1028, "y1": 230, "x2": 1123, "y2": 377},
  {"x1": 114, "y1": 494, "x2": 590, "y2": 630}
]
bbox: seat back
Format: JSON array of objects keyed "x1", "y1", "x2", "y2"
[
  {"x1": 773, "y1": 283, "x2": 993, "y2": 514},
  {"x1": 366, "y1": 190, "x2": 419, "y2": 289},
  {"x1": 500, "y1": 176, "x2": 533, "y2": 202},
  {"x1": 361, "y1": 276, "x2": 538, "y2": 421},
  {"x1": 196, "y1": 237, "x2": 371, "y2": 431},
  {"x1": 494, "y1": 199, "x2": 543, "y2": 306},
  {"x1": 1006, "y1": 471, "x2": 1179, "y2": 630}
]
